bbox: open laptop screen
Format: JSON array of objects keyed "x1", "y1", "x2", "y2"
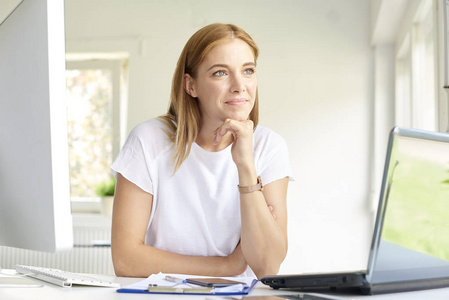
[
  {"x1": 383, "y1": 135, "x2": 449, "y2": 261},
  {"x1": 369, "y1": 127, "x2": 449, "y2": 283}
]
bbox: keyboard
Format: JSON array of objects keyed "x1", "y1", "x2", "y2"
[{"x1": 15, "y1": 265, "x2": 121, "y2": 288}]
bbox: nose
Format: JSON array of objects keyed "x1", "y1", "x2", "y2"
[{"x1": 229, "y1": 74, "x2": 246, "y2": 94}]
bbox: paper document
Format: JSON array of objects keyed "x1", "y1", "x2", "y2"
[{"x1": 117, "y1": 272, "x2": 257, "y2": 295}]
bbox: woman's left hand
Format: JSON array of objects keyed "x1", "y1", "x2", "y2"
[{"x1": 213, "y1": 119, "x2": 254, "y2": 168}]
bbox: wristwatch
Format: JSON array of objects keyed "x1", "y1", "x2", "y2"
[{"x1": 238, "y1": 176, "x2": 263, "y2": 194}]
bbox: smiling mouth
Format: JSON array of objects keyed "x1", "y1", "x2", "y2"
[{"x1": 225, "y1": 99, "x2": 248, "y2": 106}]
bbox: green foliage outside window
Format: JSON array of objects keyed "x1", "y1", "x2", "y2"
[
  {"x1": 66, "y1": 69, "x2": 113, "y2": 197},
  {"x1": 95, "y1": 177, "x2": 116, "y2": 197}
]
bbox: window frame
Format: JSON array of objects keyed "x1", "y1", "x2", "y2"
[
  {"x1": 437, "y1": 0, "x2": 449, "y2": 132},
  {"x1": 394, "y1": 0, "x2": 440, "y2": 132}
]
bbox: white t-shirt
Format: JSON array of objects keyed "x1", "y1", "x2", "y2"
[{"x1": 111, "y1": 118, "x2": 293, "y2": 277}]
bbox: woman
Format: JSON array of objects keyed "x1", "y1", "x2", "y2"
[{"x1": 111, "y1": 23, "x2": 293, "y2": 279}]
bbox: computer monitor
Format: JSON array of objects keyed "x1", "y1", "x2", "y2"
[{"x1": 0, "y1": 0, "x2": 73, "y2": 253}]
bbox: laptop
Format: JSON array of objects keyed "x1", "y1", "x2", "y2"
[{"x1": 262, "y1": 127, "x2": 449, "y2": 295}]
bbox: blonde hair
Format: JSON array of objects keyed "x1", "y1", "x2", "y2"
[{"x1": 159, "y1": 23, "x2": 259, "y2": 173}]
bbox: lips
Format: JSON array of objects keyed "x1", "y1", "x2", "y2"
[{"x1": 225, "y1": 99, "x2": 248, "y2": 106}]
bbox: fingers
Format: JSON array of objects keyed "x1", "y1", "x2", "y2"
[
  {"x1": 213, "y1": 124, "x2": 235, "y2": 145},
  {"x1": 212, "y1": 119, "x2": 235, "y2": 145},
  {"x1": 213, "y1": 119, "x2": 253, "y2": 145},
  {"x1": 268, "y1": 205, "x2": 277, "y2": 220}
]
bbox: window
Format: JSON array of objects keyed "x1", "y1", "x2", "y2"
[
  {"x1": 396, "y1": 35, "x2": 413, "y2": 127},
  {"x1": 395, "y1": 0, "x2": 438, "y2": 131},
  {"x1": 65, "y1": 57, "x2": 127, "y2": 204}
]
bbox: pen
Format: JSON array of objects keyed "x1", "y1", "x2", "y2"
[{"x1": 165, "y1": 275, "x2": 187, "y2": 284}]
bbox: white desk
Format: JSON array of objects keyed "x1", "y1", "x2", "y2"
[{"x1": 1, "y1": 274, "x2": 449, "y2": 300}]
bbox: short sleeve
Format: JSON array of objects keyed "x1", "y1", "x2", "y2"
[
  {"x1": 254, "y1": 127, "x2": 295, "y2": 186},
  {"x1": 111, "y1": 128, "x2": 154, "y2": 195}
]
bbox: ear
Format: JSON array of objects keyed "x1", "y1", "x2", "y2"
[{"x1": 184, "y1": 74, "x2": 198, "y2": 98}]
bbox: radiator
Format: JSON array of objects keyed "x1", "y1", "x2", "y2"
[{"x1": 0, "y1": 214, "x2": 115, "y2": 275}]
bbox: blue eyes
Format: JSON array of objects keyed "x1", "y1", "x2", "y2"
[
  {"x1": 212, "y1": 68, "x2": 255, "y2": 77},
  {"x1": 213, "y1": 70, "x2": 227, "y2": 76},
  {"x1": 243, "y1": 68, "x2": 255, "y2": 75}
]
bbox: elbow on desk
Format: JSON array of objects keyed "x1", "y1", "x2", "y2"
[
  {"x1": 253, "y1": 260, "x2": 281, "y2": 280},
  {"x1": 252, "y1": 248, "x2": 287, "y2": 279},
  {"x1": 112, "y1": 258, "x2": 148, "y2": 277},
  {"x1": 112, "y1": 247, "x2": 162, "y2": 277},
  {"x1": 111, "y1": 249, "x2": 144, "y2": 277},
  {"x1": 112, "y1": 256, "x2": 132, "y2": 277},
  {"x1": 252, "y1": 246, "x2": 287, "y2": 279},
  {"x1": 111, "y1": 239, "x2": 153, "y2": 277}
]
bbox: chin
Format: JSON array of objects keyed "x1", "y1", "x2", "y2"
[
  {"x1": 226, "y1": 116, "x2": 249, "y2": 122},
  {"x1": 226, "y1": 111, "x2": 251, "y2": 122}
]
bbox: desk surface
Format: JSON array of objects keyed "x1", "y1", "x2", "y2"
[{"x1": 1, "y1": 274, "x2": 449, "y2": 300}]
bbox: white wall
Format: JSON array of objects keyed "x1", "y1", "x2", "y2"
[{"x1": 65, "y1": 0, "x2": 374, "y2": 274}]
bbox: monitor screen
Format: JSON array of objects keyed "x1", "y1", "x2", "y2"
[{"x1": 0, "y1": 0, "x2": 73, "y2": 252}]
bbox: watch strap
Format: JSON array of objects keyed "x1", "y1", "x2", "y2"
[{"x1": 238, "y1": 176, "x2": 263, "y2": 194}]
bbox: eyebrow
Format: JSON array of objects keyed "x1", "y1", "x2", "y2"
[{"x1": 207, "y1": 62, "x2": 256, "y2": 71}]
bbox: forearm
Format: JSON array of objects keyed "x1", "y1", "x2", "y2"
[
  {"x1": 237, "y1": 165, "x2": 288, "y2": 279},
  {"x1": 240, "y1": 194, "x2": 287, "y2": 278},
  {"x1": 111, "y1": 241, "x2": 246, "y2": 278}
]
